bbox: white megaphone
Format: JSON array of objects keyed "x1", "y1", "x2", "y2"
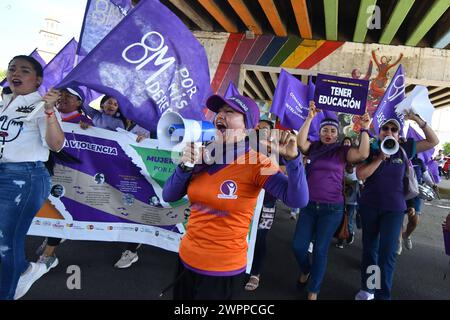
[
  {"x1": 157, "y1": 111, "x2": 216, "y2": 167},
  {"x1": 380, "y1": 136, "x2": 399, "y2": 156}
]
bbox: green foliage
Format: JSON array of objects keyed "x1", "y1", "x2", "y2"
[
  {"x1": 442, "y1": 142, "x2": 450, "y2": 156},
  {"x1": 0, "y1": 69, "x2": 6, "y2": 81}
]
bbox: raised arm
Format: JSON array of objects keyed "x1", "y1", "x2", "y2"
[
  {"x1": 405, "y1": 112, "x2": 439, "y2": 154},
  {"x1": 346, "y1": 112, "x2": 371, "y2": 163},
  {"x1": 263, "y1": 155, "x2": 309, "y2": 208},
  {"x1": 42, "y1": 89, "x2": 65, "y2": 151},
  {"x1": 264, "y1": 130, "x2": 308, "y2": 208},
  {"x1": 162, "y1": 143, "x2": 198, "y2": 202},
  {"x1": 297, "y1": 101, "x2": 318, "y2": 154}
]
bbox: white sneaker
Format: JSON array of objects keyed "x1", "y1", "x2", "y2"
[
  {"x1": 37, "y1": 255, "x2": 59, "y2": 271},
  {"x1": 114, "y1": 250, "x2": 138, "y2": 269},
  {"x1": 396, "y1": 239, "x2": 403, "y2": 255},
  {"x1": 355, "y1": 289, "x2": 374, "y2": 300},
  {"x1": 308, "y1": 242, "x2": 314, "y2": 253},
  {"x1": 14, "y1": 262, "x2": 47, "y2": 300},
  {"x1": 404, "y1": 236, "x2": 413, "y2": 250}
]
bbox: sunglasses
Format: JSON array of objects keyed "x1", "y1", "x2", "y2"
[{"x1": 381, "y1": 125, "x2": 398, "y2": 133}]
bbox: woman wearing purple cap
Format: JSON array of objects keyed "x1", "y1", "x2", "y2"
[
  {"x1": 294, "y1": 101, "x2": 371, "y2": 300},
  {"x1": 162, "y1": 91, "x2": 309, "y2": 300},
  {"x1": 355, "y1": 112, "x2": 438, "y2": 300}
]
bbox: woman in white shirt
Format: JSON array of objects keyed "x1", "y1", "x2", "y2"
[{"x1": 0, "y1": 55, "x2": 64, "y2": 300}]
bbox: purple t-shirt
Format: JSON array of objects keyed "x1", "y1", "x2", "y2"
[
  {"x1": 359, "y1": 139, "x2": 416, "y2": 212},
  {"x1": 305, "y1": 142, "x2": 350, "y2": 204}
]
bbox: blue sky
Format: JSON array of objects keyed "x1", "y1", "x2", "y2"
[{"x1": 0, "y1": 0, "x2": 87, "y2": 68}]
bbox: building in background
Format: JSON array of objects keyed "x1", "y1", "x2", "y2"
[{"x1": 37, "y1": 17, "x2": 62, "y2": 62}]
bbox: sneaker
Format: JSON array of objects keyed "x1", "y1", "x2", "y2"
[
  {"x1": 346, "y1": 232, "x2": 355, "y2": 245},
  {"x1": 355, "y1": 289, "x2": 374, "y2": 300},
  {"x1": 14, "y1": 262, "x2": 47, "y2": 300},
  {"x1": 335, "y1": 239, "x2": 344, "y2": 249},
  {"x1": 114, "y1": 250, "x2": 138, "y2": 269},
  {"x1": 308, "y1": 242, "x2": 314, "y2": 253},
  {"x1": 290, "y1": 212, "x2": 298, "y2": 220},
  {"x1": 404, "y1": 236, "x2": 413, "y2": 250},
  {"x1": 37, "y1": 255, "x2": 59, "y2": 271},
  {"x1": 396, "y1": 239, "x2": 402, "y2": 255}
]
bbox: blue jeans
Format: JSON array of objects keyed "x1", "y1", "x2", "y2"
[
  {"x1": 0, "y1": 162, "x2": 51, "y2": 300},
  {"x1": 292, "y1": 201, "x2": 344, "y2": 294},
  {"x1": 359, "y1": 204, "x2": 404, "y2": 300},
  {"x1": 346, "y1": 204, "x2": 358, "y2": 234}
]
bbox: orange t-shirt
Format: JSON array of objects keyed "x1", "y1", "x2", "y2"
[{"x1": 179, "y1": 150, "x2": 279, "y2": 275}]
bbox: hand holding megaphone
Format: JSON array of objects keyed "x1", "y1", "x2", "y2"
[
  {"x1": 180, "y1": 142, "x2": 202, "y2": 167},
  {"x1": 157, "y1": 111, "x2": 216, "y2": 168}
]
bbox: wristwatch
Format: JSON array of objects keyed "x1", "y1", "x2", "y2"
[{"x1": 179, "y1": 162, "x2": 194, "y2": 173}]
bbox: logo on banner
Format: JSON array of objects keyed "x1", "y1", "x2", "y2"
[{"x1": 218, "y1": 180, "x2": 238, "y2": 199}]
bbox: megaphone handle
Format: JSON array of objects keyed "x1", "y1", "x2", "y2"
[{"x1": 183, "y1": 142, "x2": 202, "y2": 168}]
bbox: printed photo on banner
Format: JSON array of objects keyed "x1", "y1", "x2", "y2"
[{"x1": 314, "y1": 73, "x2": 369, "y2": 115}]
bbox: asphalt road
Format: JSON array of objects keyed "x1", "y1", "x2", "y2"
[{"x1": 21, "y1": 197, "x2": 450, "y2": 300}]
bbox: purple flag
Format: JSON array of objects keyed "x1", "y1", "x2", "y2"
[
  {"x1": 1, "y1": 49, "x2": 47, "y2": 87},
  {"x1": 270, "y1": 69, "x2": 309, "y2": 130},
  {"x1": 373, "y1": 65, "x2": 406, "y2": 135},
  {"x1": 111, "y1": 0, "x2": 133, "y2": 14},
  {"x1": 406, "y1": 125, "x2": 440, "y2": 183},
  {"x1": 77, "y1": 0, "x2": 128, "y2": 56},
  {"x1": 314, "y1": 73, "x2": 369, "y2": 115},
  {"x1": 38, "y1": 38, "x2": 78, "y2": 95},
  {"x1": 59, "y1": 0, "x2": 212, "y2": 133},
  {"x1": 224, "y1": 81, "x2": 240, "y2": 98}
]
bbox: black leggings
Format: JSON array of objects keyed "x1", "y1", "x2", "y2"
[{"x1": 47, "y1": 237, "x2": 62, "y2": 246}]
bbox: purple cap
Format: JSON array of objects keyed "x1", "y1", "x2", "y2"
[
  {"x1": 320, "y1": 118, "x2": 339, "y2": 130},
  {"x1": 206, "y1": 93, "x2": 260, "y2": 129},
  {"x1": 62, "y1": 86, "x2": 85, "y2": 102}
]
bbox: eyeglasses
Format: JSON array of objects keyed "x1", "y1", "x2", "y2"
[{"x1": 381, "y1": 125, "x2": 398, "y2": 133}]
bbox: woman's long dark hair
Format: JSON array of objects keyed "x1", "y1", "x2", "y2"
[{"x1": 100, "y1": 95, "x2": 127, "y2": 128}]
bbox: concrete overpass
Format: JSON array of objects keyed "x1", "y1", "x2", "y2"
[{"x1": 159, "y1": 0, "x2": 450, "y2": 109}]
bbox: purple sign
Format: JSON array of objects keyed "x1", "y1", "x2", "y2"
[
  {"x1": 59, "y1": 0, "x2": 212, "y2": 133},
  {"x1": 314, "y1": 73, "x2": 369, "y2": 115}
]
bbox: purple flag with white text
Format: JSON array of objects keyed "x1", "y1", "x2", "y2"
[
  {"x1": 1, "y1": 49, "x2": 46, "y2": 87},
  {"x1": 77, "y1": 0, "x2": 129, "y2": 56},
  {"x1": 59, "y1": 0, "x2": 212, "y2": 133},
  {"x1": 373, "y1": 65, "x2": 406, "y2": 135},
  {"x1": 270, "y1": 69, "x2": 309, "y2": 130},
  {"x1": 38, "y1": 38, "x2": 78, "y2": 95}
]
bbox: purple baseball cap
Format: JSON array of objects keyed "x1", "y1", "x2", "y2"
[{"x1": 206, "y1": 93, "x2": 260, "y2": 129}]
